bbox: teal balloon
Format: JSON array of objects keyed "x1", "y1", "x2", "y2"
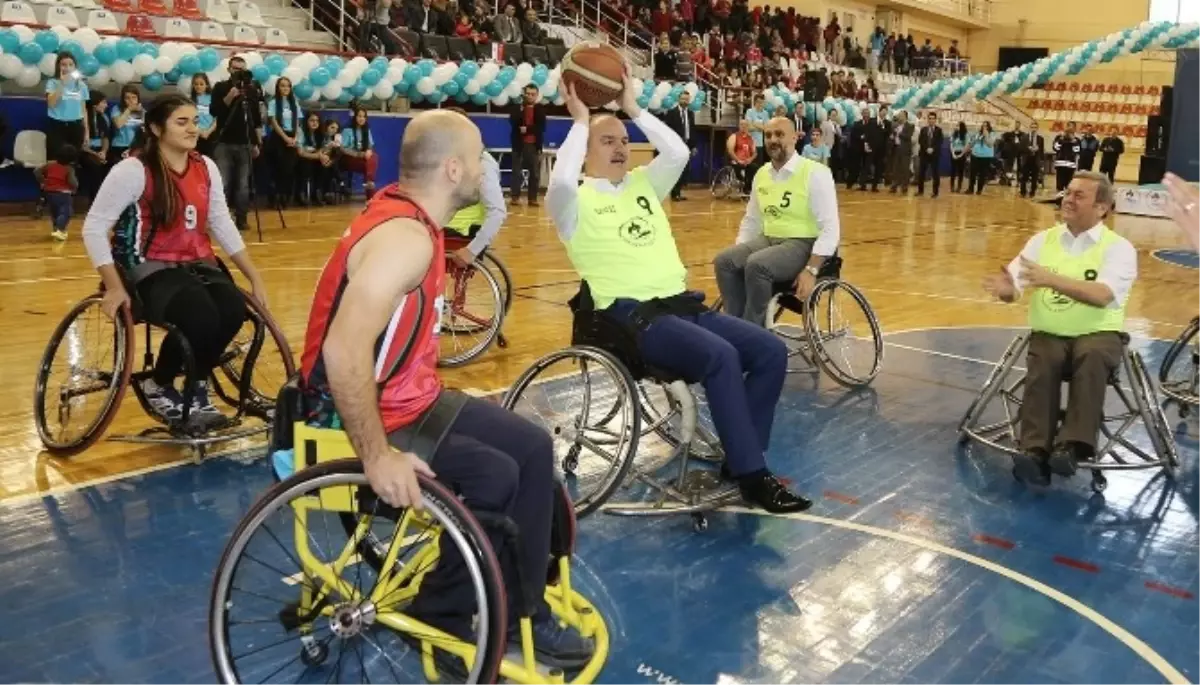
[
  {"x1": 324, "y1": 56, "x2": 343, "y2": 75},
  {"x1": 337, "y1": 91, "x2": 353, "y2": 104},
  {"x1": 78, "y1": 54, "x2": 99, "y2": 76},
  {"x1": 441, "y1": 79, "x2": 460, "y2": 96},
  {"x1": 265, "y1": 54, "x2": 287, "y2": 75},
  {"x1": 143, "y1": 73, "x2": 163, "y2": 90},
  {"x1": 689, "y1": 96, "x2": 703, "y2": 112},
  {"x1": 251, "y1": 64, "x2": 269, "y2": 83},
  {"x1": 485, "y1": 80, "x2": 503, "y2": 96},
  {"x1": 309, "y1": 66, "x2": 330, "y2": 86},
  {"x1": 459, "y1": 60, "x2": 479, "y2": 78},
  {"x1": 177, "y1": 54, "x2": 200, "y2": 75},
  {"x1": 140, "y1": 42, "x2": 159, "y2": 58},
  {"x1": 34, "y1": 30, "x2": 59, "y2": 53},
  {"x1": 428, "y1": 91, "x2": 446, "y2": 103},
  {"x1": 116, "y1": 37, "x2": 139, "y2": 61},
  {"x1": 453, "y1": 90, "x2": 469, "y2": 103},
  {"x1": 197, "y1": 47, "x2": 219, "y2": 71},
  {"x1": 453, "y1": 71, "x2": 469, "y2": 86},
  {"x1": 361, "y1": 68, "x2": 381, "y2": 86},
  {"x1": 62, "y1": 40, "x2": 85, "y2": 60},
  {"x1": 18, "y1": 42, "x2": 43, "y2": 66},
  {"x1": 402, "y1": 65, "x2": 419, "y2": 84},
  {"x1": 636, "y1": 94, "x2": 650, "y2": 108},
  {"x1": 418, "y1": 59, "x2": 435, "y2": 76},
  {"x1": 293, "y1": 80, "x2": 314, "y2": 99},
  {"x1": 642, "y1": 79, "x2": 654, "y2": 94},
  {"x1": 349, "y1": 81, "x2": 368, "y2": 97},
  {"x1": 498, "y1": 66, "x2": 515, "y2": 84},
  {"x1": 470, "y1": 91, "x2": 489, "y2": 105},
  {"x1": 93, "y1": 43, "x2": 116, "y2": 65},
  {"x1": 165, "y1": 68, "x2": 181, "y2": 83},
  {"x1": 531, "y1": 69, "x2": 546, "y2": 86},
  {"x1": 0, "y1": 29, "x2": 19, "y2": 54}
]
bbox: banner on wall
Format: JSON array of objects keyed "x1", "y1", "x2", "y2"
[{"x1": 1114, "y1": 183, "x2": 1170, "y2": 217}]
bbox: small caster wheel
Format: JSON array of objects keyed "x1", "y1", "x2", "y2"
[
  {"x1": 497, "y1": 334, "x2": 509, "y2": 349},
  {"x1": 562, "y1": 448, "x2": 579, "y2": 476},
  {"x1": 1090, "y1": 473, "x2": 1107, "y2": 493},
  {"x1": 300, "y1": 640, "x2": 329, "y2": 667},
  {"x1": 957, "y1": 433, "x2": 970, "y2": 446},
  {"x1": 1179, "y1": 405, "x2": 1191, "y2": 420},
  {"x1": 691, "y1": 513, "x2": 708, "y2": 532}
]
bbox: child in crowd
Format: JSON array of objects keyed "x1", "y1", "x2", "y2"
[{"x1": 35, "y1": 144, "x2": 78, "y2": 241}]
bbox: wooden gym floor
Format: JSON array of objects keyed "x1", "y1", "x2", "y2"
[{"x1": 1, "y1": 186, "x2": 1195, "y2": 503}]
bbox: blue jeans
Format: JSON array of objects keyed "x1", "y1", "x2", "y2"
[
  {"x1": 46, "y1": 192, "x2": 71, "y2": 232},
  {"x1": 606, "y1": 298, "x2": 788, "y2": 476}
]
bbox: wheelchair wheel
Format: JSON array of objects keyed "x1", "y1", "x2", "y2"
[
  {"x1": 210, "y1": 459, "x2": 507, "y2": 684},
  {"x1": 637, "y1": 381, "x2": 723, "y2": 463},
  {"x1": 1158, "y1": 317, "x2": 1199, "y2": 412},
  {"x1": 804, "y1": 279, "x2": 883, "y2": 387},
  {"x1": 33, "y1": 296, "x2": 135, "y2": 455},
  {"x1": 1127, "y1": 350, "x2": 1180, "y2": 478},
  {"x1": 710, "y1": 166, "x2": 739, "y2": 200},
  {"x1": 209, "y1": 292, "x2": 297, "y2": 421},
  {"x1": 478, "y1": 251, "x2": 513, "y2": 319},
  {"x1": 439, "y1": 260, "x2": 505, "y2": 368},
  {"x1": 502, "y1": 347, "x2": 641, "y2": 519}
]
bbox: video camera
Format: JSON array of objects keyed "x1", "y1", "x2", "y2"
[{"x1": 231, "y1": 69, "x2": 263, "y2": 100}]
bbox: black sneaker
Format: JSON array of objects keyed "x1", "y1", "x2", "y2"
[
  {"x1": 1047, "y1": 443, "x2": 1086, "y2": 478},
  {"x1": 186, "y1": 381, "x2": 227, "y2": 431},
  {"x1": 510, "y1": 615, "x2": 594, "y2": 670},
  {"x1": 739, "y1": 472, "x2": 812, "y2": 513},
  {"x1": 140, "y1": 378, "x2": 184, "y2": 423},
  {"x1": 1013, "y1": 449, "x2": 1051, "y2": 486}
]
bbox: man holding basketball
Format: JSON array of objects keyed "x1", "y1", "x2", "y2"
[{"x1": 546, "y1": 70, "x2": 812, "y2": 514}]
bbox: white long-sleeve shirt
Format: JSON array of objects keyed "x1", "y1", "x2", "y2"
[
  {"x1": 545, "y1": 110, "x2": 690, "y2": 242},
  {"x1": 735, "y1": 152, "x2": 841, "y2": 256},
  {"x1": 466, "y1": 150, "x2": 508, "y2": 256},
  {"x1": 81, "y1": 156, "x2": 246, "y2": 269}
]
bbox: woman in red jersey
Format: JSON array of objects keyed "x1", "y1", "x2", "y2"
[{"x1": 81, "y1": 95, "x2": 269, "y2": 430}]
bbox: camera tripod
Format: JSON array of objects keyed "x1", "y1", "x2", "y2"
[{"x1": 213, "y1": 84, "x2": 287, "y2": 242}]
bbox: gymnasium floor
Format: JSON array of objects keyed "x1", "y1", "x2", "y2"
[{"x1": 0, "y1": 184, "x2": 1196, "y2": 683}]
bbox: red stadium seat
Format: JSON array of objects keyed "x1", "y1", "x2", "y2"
[
  {"x1": 1135, "y1": 125, "x2": 1147, "y2": 137},
  {"x1": 1150, "y1": 105, "x2": 1160, "y2": 116},
  {"x1": 1081, "y1": 82, "x2": 1093, "y2": 93},
  {"x1": 126, "y1": 13, "x2": 157, "y2": 36},
  {"x1": 1121, "y1": 124, "x2": 1134, "y2": 136},
  {"x1": 1133, "y1": 85, "x2": 1146, "y2": 95},
  {"x1": 1148, "y1": 85, "x2": 1161, "y2": 96},
  {"x1": 1054, "y1": 81, "x2": 1066, "y2": 91},
  {"x1": 1107, "y1": 83, "x2": 1119, "y2": 93},
  {"x1": 104, "y1": 0, "x2": 135, "y2": 12},
  {"x1": 174, "y1": 0, "x2": 206, "y2": 20},
  {"x1": 1120, "y1": 84, "x2": 1132, "y2": 94},
  {"x1": 1068, "y1": 82, "x2": 1080, "y2": 92},
  {"x1": 1120, "y1": 103, "x2": 1132, "y2": 114},
  {"x1": 140, "y1": 0, "x2": 169, "y2": 15},
  {"x1": 1051, "y1": 121, "x2": 1065, "y2": 132}
]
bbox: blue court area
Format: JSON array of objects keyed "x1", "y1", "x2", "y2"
[
  {"x1": 1, "y1": 326, "x2": 1196, "y2": 684},
  {"x1": 1153, "y1": 249, "x2": 1200, "y2": 270}
]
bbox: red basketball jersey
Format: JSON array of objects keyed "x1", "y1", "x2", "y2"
[
  {"x1": 300, "y1": 186, "x2": 445, "y2": 432},
  {"x1": 136, "y1": 151, "x2": 216, "y2": 263}
]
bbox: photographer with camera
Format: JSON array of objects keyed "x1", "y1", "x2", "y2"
[{"x1": 210, "y1": 55, "x2": 264, "y2": 232}]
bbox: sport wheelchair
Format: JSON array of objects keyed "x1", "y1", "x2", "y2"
[
  {"x1": 210, "y1": 419, "x2": 609, "y2": 684},
  {"x1": 502, "y1": 284, "x2": 748, "y2": 532},
  {"x1": 1159, "y1": 316, "x2": 1198, "y2": 419},
  {"x1": 710, "y1": 164, "x2": 749, "y2": 200},
  {"x1": 33, "y1": 262, "x2": 295, "y2": 461},
  {"x1": 711, "y1": 255, "x2": 884, "y2": 388},
  {"x1": 957, "y1": 331, "x2": 1181, "y2": 493},
  {"x1": 440, "y1": 232, "x2": 513, "y2": 368}
]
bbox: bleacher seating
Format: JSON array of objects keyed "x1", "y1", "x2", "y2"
[
  {"x1": 0, "y1": 0, "x2": 287, "y2": 46},
  {"x1": 1013, "y1": 80, "x2": 1167, "y2": 154}
]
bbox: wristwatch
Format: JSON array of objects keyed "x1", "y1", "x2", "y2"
[{"x1": 805, "y1": 266, "x2": 820, "y2": 277}]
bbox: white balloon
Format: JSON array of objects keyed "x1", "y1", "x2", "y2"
[
  {"x1": 132, "y1": 54, "x2": 156, "y2": 77},
  {"x1": 39, "y1": 53, "x2": 56, "y2": 77},
  {"x1": 684, "y1": 81, "x2": 699, "y2": 95},
  {"x1": 815, "y1": 107, "x2": 827, "y2": 122},
  {"x1": 178, "y1": 78, "x2": 192, "y2": 94},
  {"x1": 463, "y1": 79, "x2": 480, "y2": 95},
  {"x1": 346, "y1": 55, "x2": 369, "y2": 74},
  {"x1": 492, "y1": 93, "x2": 509, "y2": 107},
  {"x1": 282, "y1": 65, "x2": 305, "y2": 84},
  {"x1": 72, "y1": 27, "x2": 101, "y2": 53},
  {"x1": 553, "y1": 94, "x2": 565, "y2": 105},
  {"x1": 515, "y1": 62, "x2": 533, "y2": 79},
  {"x1": 160, "y1": 42, "x2": 181, "y2": 60},
  {"x1": 386, "y1": 67, "x2": 404, "y2": 85},
  {"x1": 11, "y1": 25, "x2": 34, "y2": 44},
  {"x1": 305, "y1": 89, "x2": 321, "y2": 103},
  {"x1": 416, "y1": 76, "x2": 436, "y2": 95},
  {"x1": 321, "y1": 81, "x2": 342, "y2": 99},
  {"x1": 110, "y1": 60, "x2": 135, "y2": 84},
  {"x1": 649, "y1": 94, "x2": 663, "y2": 109},
  {"x1": 155, "y1": 55, "x2": 175, "y2": 74},
  {"x1": 478, "y1": 61, "x2": 499, "y2": 81},
  {"x1": 337, "y1": 68, "x2": 357, "y2": 87},
  {"x1": 17, "y1": 65, "x2": 40, "y2": 87},
  {"x1": 373, "y1": 80, "x2": 394, "y2": 100},
  {"x1": 431, "y1": 66, "x2": 452, "y2": 86},
  {"x1": 89, "y1": 67, "x2": 110, "y2": 86},
  {"x1": 178, "y1": 43, "x2": 197, "y2": 56},
  {"x1": 655, "y1": 81, "x2": 671, "y2": 95},
  {"x1": 264, "y1": 75, "x2": 279, "y2": 93},
  {"x1": 388, "y1": 57, "x2": 406, "y2": 70},
  {"x1": 242, "y1": 51, "x2": 263, "y2": 67},
  {"x1": 49, "y1": 25, "x2": 71, "y2": 39},
  {"x1": 505, "y1": 80, "x2": 521, "y2": 97}
]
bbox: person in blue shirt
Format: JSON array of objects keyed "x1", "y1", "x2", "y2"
[
  {"x1": 340, "y1": 105, "x2": 376, "y2": 198},
  {"x1": 967, "y1": 121, "x2": 994, "y2": 195},
  {"x1": 266, "y1": 77, "x2": 303, "y2": 207},
  {"x1": 190, "y1": 73, "x2": 216, "y2": 156},
  {"x1": 107, "y1": 85, "x2": 144, "y2": 165},
  {"x1": 743, "y1": 93, "x2": 770, "y2": 166},
  {"x1": 44, "y1": 52, "x2": 90, "y2": 161},
  {"x1": 801, "y1": 128, "x2": 831, "y2": 165}
]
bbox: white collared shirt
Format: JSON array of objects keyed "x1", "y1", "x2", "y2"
[
  {"x1": 465, "y1": 149, "x2": 508, "y2": 256},
  {"x1": 546, "y1": 110, "x2": 690, "y2": 242},
  {"x1": 735, "y1": 151, "x2": 841, "y2": 256},
  {"x1": 1005, "y1": 222, "x2": 1138, "y2": 308}
]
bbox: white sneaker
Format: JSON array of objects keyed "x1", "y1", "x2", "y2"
[
  {"x1": 140, "y1": 378, "x2": 185, "y2": 423},
  {"x1": 50, "y1": 230, "x2": 67, "y2": 241}
]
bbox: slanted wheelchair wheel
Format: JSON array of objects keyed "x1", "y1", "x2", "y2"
[
  {"x1": 210, "y1": 459, "x2": 508, "y2": 684},
  {"x1": 637, "y1": 381, "x2": 724, "y2": 463},
  {"x1": 478, "y1": 251, "x2": 513, "y2": 319},
  {"x1": 1158, "y1": 317, "x2": 1199, "y2": 413},
  {"x1": 1127, "y1": 350, "x2": 1180, "y2": 479},
  {"x1": 209, "y1": 292, "x2": 296, "y2": 421},
  {"x1": 804, "y1": 279, "x2": 883, "y2": 387},
  {"x1": 502, "y1": 347, "x2": 641, "y2": 519},
  {"x1": 33, "y1": 296, "x2": 135, "y2": 455},
  {"x1": 710, "y1": 166, "x2": 739, "y2": 200},
  {"x1": 439, "y1": 261, "x2": 505, "y2": 368}
]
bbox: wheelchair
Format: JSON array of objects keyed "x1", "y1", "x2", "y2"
[
  {"x1": 32, "y1": 262, "x2": 295, "y2": 461},
  {"x1": 710, "y1": 164, "x2": 748, "y2": 200},
  {"x1": 440, "y1": 231, "x2": 513, "y2": 368},
  {"x1": 957, "y1": 331, "x2": 1181, "y2": 493},
  {"x1": 711, "y1": 255, "x2": 884, "y2": 388},
  {"x1": 210, "y1": 420, "x2": 609, "y2": 684},
  {"x1": 1159, "y1": 316, "x2": 1198, "y2": 419},
  {"x1": 502, "y1": 285, "x2": 745, "y2": 532}
]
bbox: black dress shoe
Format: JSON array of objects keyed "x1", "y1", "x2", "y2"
[
  {"x1": 1012, "y1": 449, "x2": 1051, "y2": 486},
  {"x1": 1047, "y1": 442, "x2": 1090, "y2": 477},
  {"x1": 739, "y1": 473, "x2": 812, "y2": 513}
]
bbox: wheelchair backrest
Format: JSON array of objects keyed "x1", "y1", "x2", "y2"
[{"x1": 568, "y1": 281, "x2": 648, "y2": 379}]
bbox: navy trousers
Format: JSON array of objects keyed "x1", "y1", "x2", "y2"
[{"x1": 606, "y1": 298, "x2": 788, "y2": 476}]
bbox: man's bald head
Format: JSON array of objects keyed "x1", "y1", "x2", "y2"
[
  {"x1": 764, "y1": 116, "x2": 798, "y2": 166},
  {"x1": 399, "y1": 109, "x2": 483, "y2": 221},
  {"x1": 584, "y1": 114, "x2": 631, "y2": 182}
]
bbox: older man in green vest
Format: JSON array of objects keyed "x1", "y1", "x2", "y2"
[{"x1": 983, "y1": 170, "x2": 1137, "y2": 486}]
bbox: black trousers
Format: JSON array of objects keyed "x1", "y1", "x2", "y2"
[
  {"x1": 968, "y1": 156, "x2": 991, "y2": 193},
  {"x1": 511, "y1": 142, "x2": 540, "y2": 201},
  {"x1": 134, "y1": 264, "x2": 247, "y2": 387},
  {"x1": 1019, "y1": 156, "x2": 1041, "y2": 195},
  {"x1": 1055, "y1": 166, "x2": 1075, "y2": 192},
  {"x1": 950, "y1": 155, "x2": 966, "y2": 191},
  {"x1": 916, "y1": 153, "x2": 940, "y2": 195},
  {"x1": 401, "y1": 394, "x2": 555, "y2": 634},
  {"x1": 858, "y1": 151, "x2": 885, "y2": 189}
]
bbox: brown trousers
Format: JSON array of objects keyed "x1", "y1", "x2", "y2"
[{"x1": 1018, "y1": 331, "x2": 1124, "y2": 453}]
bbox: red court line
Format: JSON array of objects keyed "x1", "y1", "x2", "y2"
[
  {"x1": 1053, "y1": 555, "x2": 1100, "y2": 573},
  {"x1": 972, "y1": 534, "x2": 1016, "y2": 550},
  {"x1": 1144, "y1": 581, "x2": 1195, "y2": 600},
  {"x1": 822, "y1": 490, "x2": 860, "y2": 505}
]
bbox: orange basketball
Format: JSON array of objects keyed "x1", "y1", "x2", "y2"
[{"x1": 560, "y1": 42, "x2": 626, "y2": 108}]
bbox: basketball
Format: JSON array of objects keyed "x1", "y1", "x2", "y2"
[{"x1": 559, "y1": 42, "x2": 626, "y2": 108}]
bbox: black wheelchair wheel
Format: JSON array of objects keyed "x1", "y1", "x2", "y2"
[
  {"x1": 1127, "y1": 350, "x2": 1180, "y2": 479},
  {"x1": 1158, "y1": 317, "x2": 1198, "y2": 407},
  {"x1": 209, "y1": 459, "x2": 508, "y2": 684},
  {"x1": 33, "y1": 296, "x2": 135, "y2": 455},
  {"x1": 210, "y1": 292, "x2": 297, "y2": 421},
  {"x1": 804, "y1": 279, "x2": 883, "y2": 387},
  {"x1": 502, "y1": 346, "x2": 641, "y2": 519},
  {"x1": 439, "y1": 260, "x2": 504, "y2": 368}
]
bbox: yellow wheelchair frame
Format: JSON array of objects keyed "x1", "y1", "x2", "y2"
[{"x1": 282, "y1": 422, "x2": 610, "y2": 684}]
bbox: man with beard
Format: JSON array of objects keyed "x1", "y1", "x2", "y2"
[
  {"x1": 298, "y1": 109, "x2": 594, "y2": 670},
  {"x1": 546, "y1": 73, "x2": 811, "y2": 514},
  {"x1": 714, "y1": 116, "x2": 840, "y2": 327}
]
